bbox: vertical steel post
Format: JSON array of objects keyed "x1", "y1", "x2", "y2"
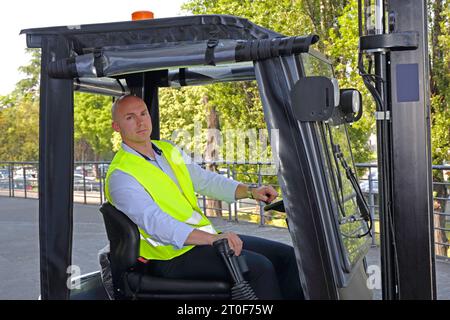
[
  {"x1": 366, "y1": 0, "x2": 436, "y2": 299},
  {"x1": 38, "y1": 36, "x2": 74, "y2": 300},
  {"x1": 258, "y1": 163, "x2": 265, "y2": 226},
  {"x1": 368, "y1": 168, "x2": 376, "y2": 246},
  {"x1": 23, "y1": 166, "x2": 27, "y2": 198},
  {"x1": 387, "y1": 0, "x2": 436, "y2": 299},
  {"x1": 227, "y1": 165, "x2": 232, "y2": 221},
  {"x1": 82, "y1": 164, "x2": 87, "y2": 204},
  {"x1": 11, "y1": 163, "x2": 15, "y2": 197},
  {"x1": 232, "y1": 166, "x2": 238, "y2": 222}
]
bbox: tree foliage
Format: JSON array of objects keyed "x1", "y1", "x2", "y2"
[
  {"x1": 0, "y1": 49, "x2": 40, "y2": 161},
  {"x1": 0, "y1": 49, "x2": 115, "y2": 162},
  {"x1": 325, "y1": 0, "x2": 376, "y2": 163},
  {"x1": 0, "y1": 95, "x2": 39, "y2": 161},
  {"x1": 182, "y1": 0, "x2": 375, "y2": 166},
  {"x1": 429, "y1": 1, "x2": 450, "y2": 166},
  {"x1": 0, "y1": 1, "x2": 448, "y2": 170},
  {"x1": 73, "y1": 93, "x2": 114, "y2": 161}
]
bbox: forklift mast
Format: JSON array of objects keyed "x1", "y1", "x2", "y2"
[{"x1": 360, "y1": 0, "x2": 435, "y2": 299}]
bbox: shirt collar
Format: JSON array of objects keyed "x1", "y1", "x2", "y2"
[{"x1": 121, "y1": 141, "x2": 162, "y2": 160}]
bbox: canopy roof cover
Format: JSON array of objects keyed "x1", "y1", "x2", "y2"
[{"x1": 21, "y1": 15, "x2": 319, "y2": 79}]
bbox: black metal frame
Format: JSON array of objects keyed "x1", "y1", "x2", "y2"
[
  {"x1": 361, "y1": 0, "x2": 435, "y2": 299},
  {"x1": 387, "y1": 0, "x2": 435, "y2": 300},
  {"x1": 38, "y1": 36, "x2": 74, "y2": 300}
]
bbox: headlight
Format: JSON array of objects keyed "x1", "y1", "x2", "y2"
[{"x1": 352, "y1": 90, "x2": 361, "y2": 113}]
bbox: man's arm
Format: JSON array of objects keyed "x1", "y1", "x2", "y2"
[
  {"x1": 181, "y1": 150, "x2": 279, "y2": 203},
  {"x1": 166, "y1": 142, "x2": 280, "y2": 204},
  {"x1": 171, "y1": 144, "x2": 239, "y2": 203},
  {"x1": 187, "y1": 161, "x2": 240, "y2": 203}
]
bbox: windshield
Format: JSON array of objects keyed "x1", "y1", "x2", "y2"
[
  {"x1": 301, "y1": 52, "x2": 370, "y2": 271},
  {"x1": 301, "y1": 51, "x2": 334, "y2": 78},
  {"x1": 321, "y1": 123, "x2": 370, "y2": 270}
]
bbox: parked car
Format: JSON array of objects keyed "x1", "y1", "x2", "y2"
[
  {"x1": 0, "y1": 173, "x2": 9, "y2": 189},
  {"x1": 73, "y1": 174, "x2": 101, "y2": 192},
  {"x1": 0, "y1": 168, "x2": 10, "y2": 177},
  {"x1": 14, "y1": 181, "x2": 34, "y2": 190}
]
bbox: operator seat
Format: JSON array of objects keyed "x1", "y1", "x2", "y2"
[{"x1": 99, "y1": 202, "x2": 230, "y2": 300}]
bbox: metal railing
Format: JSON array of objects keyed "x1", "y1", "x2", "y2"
[
  {"x1": 355, "y1": 163, "x2": 450, "y2": 259},
  {"x1": 1, "y1": 161, "x2": 449, "y2": 258},
  {"x1": 0, "y1": 162, "x2": 39, "y2": 199}
]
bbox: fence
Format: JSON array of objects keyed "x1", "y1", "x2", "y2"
[{"x1": 1, "y1": 161, "x2": 449, "y2": 258}]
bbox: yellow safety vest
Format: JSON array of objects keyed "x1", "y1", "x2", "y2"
[{"x1": 105, "y1": 140, "x2": 217, "y2": 260}]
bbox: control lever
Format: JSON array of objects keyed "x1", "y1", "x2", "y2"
[
  {"x1": 213, "y1": 238, "x2": 258, "y2": 300},
  {"x1": 263, "y1": 199, "x2": 290, "y2": 231},
  {"x1": 263, "y1": 199, "x2": 285, "y2": 212}
]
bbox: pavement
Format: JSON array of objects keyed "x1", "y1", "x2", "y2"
[{"x1": 0, "y1": 196, "x2": 448, "y2": 300}]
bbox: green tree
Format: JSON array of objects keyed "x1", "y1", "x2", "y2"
[
  {"x1": 14, "y1": 48, "x2": 41, "y2": 101},
  {"x1": 429, "y1": 1, "x2": 450, "y2": 166},
  {"x1": 326, "y1": 0, "x2": 376, "y2": 164},
  {"x1": 0, "y1": 97, "x2": 39, "y2": 161},
  {"x1": 0, "y1": 48, "x2": 116, "y2": 163},
  {"x1": 159, "y1": 86, "x2": 208, "y2": 154},
  {"x1": 429, "y1": 0, "x2": 450, "y2": 257},
  {"x1": 0, "y1": 48, "x2": 41, "y2": 161},
  {"x1": 73, "y1": 92, "x2": 114, "y2": 161},
  {"x1": 182, "y1": 0, "x2": 375, "y2": 168},
  {"x1": 182, "y1": 0, "x2": 347, "y2": 41}
]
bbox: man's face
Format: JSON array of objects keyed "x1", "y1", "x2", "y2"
[{"x1": 112, "y1": 96, "x2": 152, "y2": 144}]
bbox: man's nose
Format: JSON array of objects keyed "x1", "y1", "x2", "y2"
[{"x1": 136, "y1": 115, "x2": 145, "y2": 125}]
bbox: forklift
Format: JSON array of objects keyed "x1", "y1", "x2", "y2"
[{"x1": 20, "y1": 0, "x2": 434, "y2": 299}]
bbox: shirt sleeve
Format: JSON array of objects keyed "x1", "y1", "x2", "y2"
[
  {"x1": 170, "y1": 144, "x2": 240, "y2": 203},
  {"x1": 188, "y1": 162, "x2": 240, "y2": 203},
  {"x1": 108, "y1": 170, "x2": 194, "y2": 250}
]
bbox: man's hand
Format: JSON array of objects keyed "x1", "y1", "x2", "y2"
[
  {"x1": 235, "y1": 184, "x2": 278, "y2": 204},
  {"x1": 251, "y1": 185, "x2": 278, "y2": 204},
  {"x1": 211, "y1": 232, "x2": 243, "y2": 256},
  {"x1": 185, "y1": 230, "x2": 243, "y2": 256}
]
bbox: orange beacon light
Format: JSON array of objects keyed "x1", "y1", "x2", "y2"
[{"x1": 131, "y1": 11, "x2": 154, "y2": 20}]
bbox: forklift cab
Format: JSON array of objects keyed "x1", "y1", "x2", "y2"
[
  {"x1": 22, "y1": 2, "x2": 435, "y2": 300},
  {"x1": 21, "y1": 14, "x2": 374, "y2": 300}
]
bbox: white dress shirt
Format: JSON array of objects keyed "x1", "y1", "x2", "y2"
[{"x1": 108, "y1": 141, "x2": 240, "y2": 250}]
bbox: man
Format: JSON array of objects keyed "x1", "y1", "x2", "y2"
[{"x1": 105, "y1": 94, "x2": 303, "y2": 299}]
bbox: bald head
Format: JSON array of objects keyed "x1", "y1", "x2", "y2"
[
  {"x1": 111, "y1": 95, "x2": 152, "y2": 144},
  {"x1": 111, "y1": 95, "x2": 146, "y2": 121}
]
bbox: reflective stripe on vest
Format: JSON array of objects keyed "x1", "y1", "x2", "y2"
[
  {"x1": 105, "y1": 140, "x2": 217, "y2": 260},
  {"x1": 185, "y1": 210, "x2": 203, "y2": 225},
  {"x1": 140, "y1": 224, "x2": 218, "y2": 248}
]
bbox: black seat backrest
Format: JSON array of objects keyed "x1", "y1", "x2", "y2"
[{"x1": 99, "y1": 202, "x2": 140, "y2": 291}]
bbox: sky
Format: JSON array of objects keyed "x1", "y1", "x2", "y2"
[{"x1": 0, "y1": 0, "x2": 187, "y2": 95}]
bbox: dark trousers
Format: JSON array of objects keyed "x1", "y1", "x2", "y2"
[{"x1": 146, "y1": 235, "x2": 304, "y2": 300}]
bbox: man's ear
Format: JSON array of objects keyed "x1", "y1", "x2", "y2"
[{"x1": 112, "y1": 121, "x2": 120, "y2": 132}]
